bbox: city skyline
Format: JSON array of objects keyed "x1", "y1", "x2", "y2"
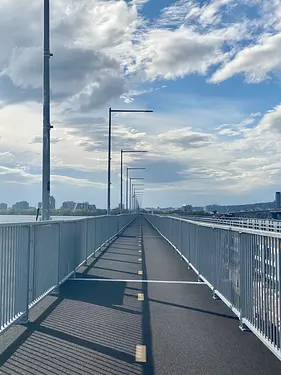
[{"x1": 0, "y1": 192, "x2": 278, "y2": 212}]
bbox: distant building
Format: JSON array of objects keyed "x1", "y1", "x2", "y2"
[
  {"x1": 38, "y1": 202, "x2": 42, "y2": 209},
  {"x1": 74, "y1": 202, "x2": 96, "y2": 211},
  {"x1": 182, "y1": 205, "x2": 193, "y2": 212},
  {"x1": 0, "y1": 203, "x2": 7, "y2": 210},
  {"x1": 276, "y1": 192, "x2": 281, "y2": 209},
  {"x1": 62, "y1": 201, "x2": 76, "y2": 210},
  {"x1": 75, "y1": 202, "x2": 90, "y2": 210},
  {"x1": 118, "y1": 203, "x2": 124, "y2": 210},
  {"x1": 193, "y1": 206, "x2": 204, "y2": 212},
  {"x1": 12, "y1": 201, "x2": 29, "y2": 211},
  {"x1": 50, "y1": 196, "x2": 56, "y2": 210}
]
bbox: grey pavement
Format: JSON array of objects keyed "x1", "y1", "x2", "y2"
[{"x1": 1, "y1": 217, "x2": 281, "y2": 374}]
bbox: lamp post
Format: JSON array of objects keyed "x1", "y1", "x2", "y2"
[
  {"x1": 126, "y1": 167, "x2": 145, "y2": 211},
  {"x1": 129, "y1": 178, "x2": 144, "y2": 212},
  {"x1": 42, "y1": 0, "x2": 53, "y2": 221},
  {"x1": 131, "y1": 183, "x2": 144, "y2": 212},
  {"x1": 120, "y1": 150, "x2": 147, "y2": 213},
  {"x1": 107, "y1": 108, "x2": 153, "y2": 215},
  {"x1": 133, "y1": 192, "x2": 143, "y2": 213}
]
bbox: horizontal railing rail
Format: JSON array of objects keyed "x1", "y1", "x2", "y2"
[
  {"x1": 181, "y1": 216, "x2": 281, "y2": 232},
  {"x1": 146, "y1": 214, "x2": 281, "y2": 361},
  {"x1": 0, "y1": 214, "x2": 135, "y2": 335}
]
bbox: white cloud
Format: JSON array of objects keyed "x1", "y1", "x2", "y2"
[
  {"x1": 133, "y1": 27, "x2": 224, "y2": 80},
  {"x1": 210, "y1": 33, "x2": 281, "y2": 83},
  {"x1": 185, "y1": 0, "x2": 231, "y2": 27}
]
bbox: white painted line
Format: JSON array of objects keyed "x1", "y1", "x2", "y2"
[
  {"x1": 135, "y1": 345, "x2": 146, "y2": 362},
  {"x1": 138, "y1": 270, "x2": 143, "y2": 276},
  {"x1": 138, "y1": 258, "x2": 142, "y2": 262},
  {"x1": 68, "y1": 278, "x2": 206, "y2": 284},
  {"x1": 138, "y1": 250, "x2": 142, "y2": 253},
  {"x1": 138, "y1": 293, "x2": 144, "y2": 301}
]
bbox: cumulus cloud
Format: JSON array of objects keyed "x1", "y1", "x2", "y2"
[
  {"x1": 0, "y1": 0, "x2": 134, "y2": 110},
  {"x1": 210, "y1": 33, "x2": 281, "y2": 83},
  {"x1": 133, "y1": 27, "x2": 224, "y2": 80}
]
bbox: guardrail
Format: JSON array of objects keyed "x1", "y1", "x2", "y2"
[
  {"x1": 186, "y1": 216, "x2": 281, "y2": 232},
  {"x1": 0, "y1": 214, "x2": 135, "y2": 335},
  {"x1": 146, "y1": 214, "x2": 281, "y2": 361}
]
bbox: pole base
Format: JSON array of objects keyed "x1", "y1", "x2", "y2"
[
  {"x1": 239, "y1": 321, "x2": 250, "y2": 332},
  {"x1": 17, "y1": 312, "x2": 29, "y2": 326},
  {"x1": 50, "y1": 286, "x2": 60, "y2": 297},
  {"x1": 212, "y1": 290, "x2": 220, "y2": 300}
]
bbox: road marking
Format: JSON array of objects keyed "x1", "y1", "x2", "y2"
[
  {"x1": 138, "y1": 250, "x2": 142, "y2": 253},
  {"x1": 69, "y1": 278, "x2": 205, "y2": 284},
  {"x1": 138, "y1": 258, "x2": 142, "y2": 262},
  {"x1": 135, "y1": 345, "x2": 146, "y2": 362},
  {"x1": 138, "y1": 270, "x2": 143, "y2": 276},
  {"x1": 138, "y1": 293, "x2": 144, "y2": 301}
]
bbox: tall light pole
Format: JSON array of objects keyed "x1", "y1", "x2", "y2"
[
  {"x1": 126, "y1": 167, "x2": 145, "y2": 211},
  {"x1": 133, "y1": 191, "x2": 143, "y2": 213},
  {"x1": 42, "y1": 0, "x2": 53, "y2": 221},
  {"x1": 107, "y1": 108, "x2": 153, "y2": 215},
  {"x1": 131, "y1": 183, "x2": 144, "y2": 212},
  {"x1": 129, "y1": 178, "x2": 144, "y2": 212},
  {"x1": 120, "y1": 150, "x2": 147, "y2": 213},
  {"x1": 133, "y1": 193, "x2": 143, "y2": 213}
]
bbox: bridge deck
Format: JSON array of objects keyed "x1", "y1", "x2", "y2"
[{"x1": 1, "y1": 218, "x2": 281, "y2": 374}]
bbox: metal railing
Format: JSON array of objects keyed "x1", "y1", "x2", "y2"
[
  {"x1": 0, "y1": 214, "x2": 134, "y2": 335},
  {"x1": 186, "y1": 216, "x2": 281, "y2": 232},
  {"x1": 146, "y1": 214, "x2": 281, "y2": 361}
]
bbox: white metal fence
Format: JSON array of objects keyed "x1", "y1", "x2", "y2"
[
  {"x1": 0, "y1": 214, "x2": 134, "y2": 335},
  {"x1": 146, "y1": 214, "x2": 281, "y2": 361},
  {"x1": 187, "y1": 216, "x2": 281, "y2": 232}
]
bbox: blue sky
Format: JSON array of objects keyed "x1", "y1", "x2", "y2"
[{"x1": 1, "y1": 0, "x2": 281, "y2": 208}]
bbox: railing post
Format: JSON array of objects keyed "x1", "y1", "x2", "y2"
[
  {"x1": 18, "y1": 225, "x2": 32, "y2": 325},
  {"x1": 85, "y1": 219, "x2": 88, "y2": 266},
  {"x1": 73, "y1": 221, "x2": 77, "y2": 278},
  {"x1": 93, "y1": 219, "x2": 96, "y2": 258},
  {"x1": 239, "y1": 232, "x2": 249, "y2": 331},
  {"x1": 52, "y1": 222, "x2": 61, "y2": 297}
]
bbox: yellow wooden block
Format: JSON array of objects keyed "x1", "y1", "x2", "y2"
[{"x1": 135, "y1": 345, "x2": 146, "y2": 362}]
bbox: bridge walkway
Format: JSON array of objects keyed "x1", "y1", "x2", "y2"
[{"x1": 1, "y1": 218, "x2": 281, "y2": 374}]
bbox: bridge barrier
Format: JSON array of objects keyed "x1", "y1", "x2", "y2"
[
  {"x1": 187, "y1": 217, "x2": 281, "y2": 232},
  {"x1": 0, "y1": 214, "x2": 134, "y2": 335},
  {"x1": 146, "y1": 214, "x2": 281, "y2": 361}
]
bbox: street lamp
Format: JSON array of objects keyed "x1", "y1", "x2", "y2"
[
  {"x1": 120, "y1": 150, "x2": 147, "y2": 213},
  {"x1": 126, "y1": 167, "x2": 145, "y2": 211},
  {"x1": 132, "y1": 190, "x2": 144, "y2": 213},
  {"x1": 131, "y1": 182, "x2": 144, "y2": 212},
  {"x1": 107, "y1": 108, "x2": 153, "y2": 215},
  {"x1": 129, "y1": 178, "x2": 144, "y2": 212},
  {"x1": 42, "y1": 0, "x2": 53, "y2": 221}
]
